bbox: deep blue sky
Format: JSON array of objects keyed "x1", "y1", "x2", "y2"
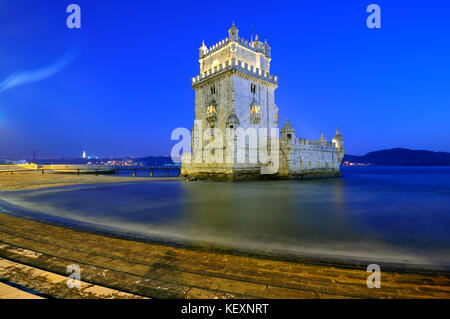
[{"x1": 0, "y1": 0, "x2": 449, "y2": 158}]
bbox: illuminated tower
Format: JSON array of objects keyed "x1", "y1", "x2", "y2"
[
  {"x1": 183, "y1": 22, "x2": 279, "y2": 179},
  {"x1": 181, "y1": 23, "x2": 344, "y2": 180}
]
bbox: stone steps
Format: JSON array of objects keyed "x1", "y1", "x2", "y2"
[{"x1": 0, "y1": 258, "x2": 146, "y2": 299}]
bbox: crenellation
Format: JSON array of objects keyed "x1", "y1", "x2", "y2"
[{"x1": 192, "y1": 57, "x2": 279, "y2": 87}]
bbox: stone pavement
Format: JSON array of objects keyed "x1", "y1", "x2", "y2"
[
  {"x1": 0, "y1": 213, "x2": 448, "y2": 299},
  {"x1": 0, "y1": 257, "x2": 146, "y2": 299},
  {"x1": 0, "y1": 281, "x2": 44, "y2": 299}
]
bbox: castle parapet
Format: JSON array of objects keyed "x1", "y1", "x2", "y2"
[
  {"x1": 200, "y1": 35, "x2": 270, "y2": 60},
  {"x1": 202, "y1": 38, "x2": 230, "y2": 58},
  {"x1": 192, "y1": 58, "x2": 278, "y2": 87},
  {"x1": 281, "y1": 137, "x2": 337, "y2": 151}
]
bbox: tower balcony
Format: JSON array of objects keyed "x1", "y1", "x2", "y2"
[
  {"x1": 206, "y1": 111, "x2": 217, "y2": 124},
  {"x1": 250, "y1": 102, "x2": 261, "y2": 124},
  {"x1": 250, "y1": 113, "x2": 261, "y2": 124},
  {"x1": 250, "y1": 111, "x2": 261, "y2": 125}
]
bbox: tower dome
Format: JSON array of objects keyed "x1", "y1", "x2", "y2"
[
  {"x1": 252, "y1": 34, "x2": 263, "y2": 50},
  {"x1": 333, "y1": 128, "x2": 343, "y2": 140},
  {"x1": 281, "y1": 119, "x2": 295, "y2": 133},
  {"x1": 226, "y1": 113, "x2": 240, "y2": 128}
]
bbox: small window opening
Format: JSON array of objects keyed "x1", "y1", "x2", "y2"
[{"x1": 207, "y1": 105, "x2": 216, "y2": 113}]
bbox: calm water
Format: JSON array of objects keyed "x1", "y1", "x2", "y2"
[{"x1": 1, "y1": 166, "x2": 449, "y2": 269}]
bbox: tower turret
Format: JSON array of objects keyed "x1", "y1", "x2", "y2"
[
  {"x1": 228, "y1": 21, "x2": 239, "y2": 42},
  {"x1": 332, "y1": 128, "x2": 344, "y2": 150},
  {"x1": 264, "y1": 39, "x2": 271, "y2": 58},
  {"x1": 319, "y1": 132, "x2": 326, "y2": 146},
  {"x1": 332, "y1": 128, "x2": 345, "y2": 163},
  {"x1": 252, "y1": 34, "x2": 263, "y2": 51},
  {"x1": 199, "y1": 40, "x2": 208, "y2": 58},
  {"x1": 281, "y1": 119, "x2": 295, "y2": 143}
]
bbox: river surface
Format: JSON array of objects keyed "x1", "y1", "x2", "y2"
[{"x1": 1, "y1": 166, "x2": 449, "y2": 269}]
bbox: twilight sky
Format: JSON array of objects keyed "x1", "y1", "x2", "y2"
[{"x1": 0, "y1": 0, "x2": 449, "y2": 158}]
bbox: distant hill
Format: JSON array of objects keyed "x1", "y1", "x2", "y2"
[{"x1": 343, "y1": 148, "x2": 450, "y2": 166}]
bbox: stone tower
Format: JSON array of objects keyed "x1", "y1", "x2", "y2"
[
  {"x1": 182, "y1": 22, "x2": 280, "y2": 179},
  {"x1": 181, "y1": 23, "x2": 345, "y2": 180}
]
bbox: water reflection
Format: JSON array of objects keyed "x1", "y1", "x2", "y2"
[{"x1": 0, "y1": 167, "x2": 449, "y2": 268}]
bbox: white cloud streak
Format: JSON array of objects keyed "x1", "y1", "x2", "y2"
[{"x1": 0, "y1": 50, "x2": 78, "y2": 94}]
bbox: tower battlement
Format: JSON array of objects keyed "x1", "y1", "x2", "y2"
[
  {"x1": 192, "y1": 58, "x2": 278, "y2": 88},
  {"x1": 200, "y1": 35, "x2": 271, "y2": 60},
  {"x1": 200, "y1": 38, "x2": 230, "y2": 58},
  {"x1": 285, "y1": 137, "x2": 336, "y2": 150}
]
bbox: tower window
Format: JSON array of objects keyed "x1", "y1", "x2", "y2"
[
  {"x1": 207, "y1": 105, "x2": 216, "y2": 113},
  {"x1": 250, "y1": 83, "x2": 256, "y2": 94},
  {"x1": 251, "y1": 104, "x2": 261, "y2": 114},
  {"x1": 210, "y1": 85, "x2": 216, "y2": 94}
]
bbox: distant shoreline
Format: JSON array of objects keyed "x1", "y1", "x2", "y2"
[{"x1": 0, "y1": 170, "x2": 179, "y2": 191}]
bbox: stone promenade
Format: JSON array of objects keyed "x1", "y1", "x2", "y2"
[{"x1": 0, "y1": 213, "x2": 448, "y2": 299}]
